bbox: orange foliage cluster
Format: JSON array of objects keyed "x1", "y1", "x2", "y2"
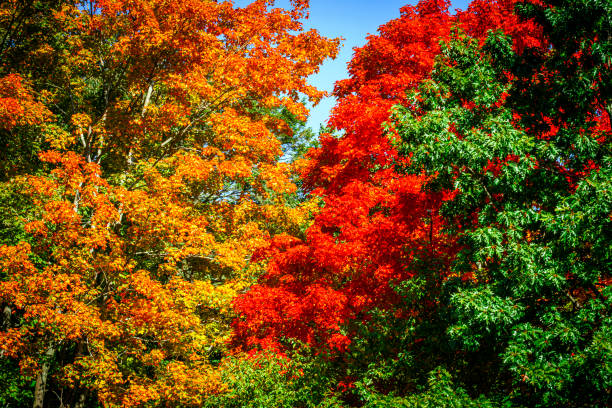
[
  {"x1": 0, "y1": 0, "x2": 338, "y2": 406},
  {"x1": 0, "y1": 74, "x2": 51, "y2": 131}
]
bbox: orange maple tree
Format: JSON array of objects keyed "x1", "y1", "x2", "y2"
[{"x1": 0, "y1": 0, "x2": 338, "y2": 406}]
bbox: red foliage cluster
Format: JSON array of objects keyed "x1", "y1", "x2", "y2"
[{"x1": 233, "y1": 0, "x2": 545, "y2": 352}]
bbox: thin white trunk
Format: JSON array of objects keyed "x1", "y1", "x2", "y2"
[{"x1": 33, "y1": 347, "x2": 55, "y2": 408}]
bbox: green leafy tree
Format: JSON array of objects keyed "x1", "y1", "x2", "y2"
[
  {"x1": 204, "y1": 349, "x2": 344, "y2": 408},
  {"x1": 393, "y1": 22, "x2": 610, "y2": 407}
]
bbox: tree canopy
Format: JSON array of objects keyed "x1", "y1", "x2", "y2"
[{"x1": 0, "y1": 1, "x2": 610, "y2": 407}]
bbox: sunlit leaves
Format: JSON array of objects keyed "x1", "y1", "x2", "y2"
[{"x1": 0, "y1": 0, "x2": 339, "y2": 406}]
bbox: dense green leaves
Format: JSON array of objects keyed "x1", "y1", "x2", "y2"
[
  {"x1": 204, "y1": 350, "x2": 343, "y2": 408},
  {"x1": 394, "y1": 23, "x2": 610, "y2": 407},
  {"x1": 0, "y1": 357, "x2": 34, "y2": 408},
  {"x1": 515, "y1": 0, "x2": 612, "y2": 126}
]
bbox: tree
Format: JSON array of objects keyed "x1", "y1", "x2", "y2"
[
  {"x1": 394, "y1": 5, "x2": 610, "y2": 404},
  {"x1": 232, "y1": 0, "x2": 545, "y2": 405},
  {"x1": 0, "y1": 0, "x2": 339, "y2": 406},
  {"x1": 234, "y1": 0, "x2": 455, "y2": 352}
]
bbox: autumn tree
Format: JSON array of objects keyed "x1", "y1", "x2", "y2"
[
  {"x1": 232, "y1": 0, "x2": 546, "y2": 405},
  {"x1": 0, "y1": 0, "x2": 338, "y2": 407},
  {"x1": 234, "y1": 0, "x2": 455, "y2": 353}
]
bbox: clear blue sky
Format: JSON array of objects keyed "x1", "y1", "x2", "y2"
[{"x1": 236, "y1": 0, "x2": 471, "y2": 130}]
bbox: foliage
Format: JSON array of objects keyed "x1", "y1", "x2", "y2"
[
  {"x1": 0, "y1": 0, "x2": 338, "y2": 406},
  {"x1": 0, "y1": 357, "x2": 34, "y2": 408},
  {"x1": 1, "y1": 0, "x2": 610, "y2": 406},
  {"x1": 234, "y1": 0, "x2": 609, "y2": 406},
  {"x1": 204, "y1": 349, "x2": 344, "y2": 408},
  {"x1": 356, "y1": 367, "x2": 499, "y2": 408},
  {"x1": 234, "y1": 0, "x2": 455, "y2": 354},
  {"x1": 233, "y1": 0, "x2": 542, "y2": 399},
  {"x1": 393, "y1": 17, "x2": 610, "y2": 407}
]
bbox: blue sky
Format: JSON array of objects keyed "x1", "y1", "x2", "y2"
[{"x1": 236, "y1": 0, "x2": 471, "y2": 130}]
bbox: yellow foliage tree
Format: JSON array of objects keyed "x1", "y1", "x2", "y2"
[{"x1": 0, "y1": 0, "x2": 338, "y2": 406}]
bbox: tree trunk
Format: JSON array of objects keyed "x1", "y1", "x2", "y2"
[
  {"x1": 1, "y1": 305, "x2": 10, "y2": 328},
  {"x1": 33, "y1": 347, "x2": 55, "y2": 408},
  {"x1": 74, "y1": 392, "x2": 87, "y2": 408}
]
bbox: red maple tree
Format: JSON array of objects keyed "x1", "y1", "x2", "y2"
[{"x1": 233, "y1": 0, "x2": 545, "y2": 352}]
